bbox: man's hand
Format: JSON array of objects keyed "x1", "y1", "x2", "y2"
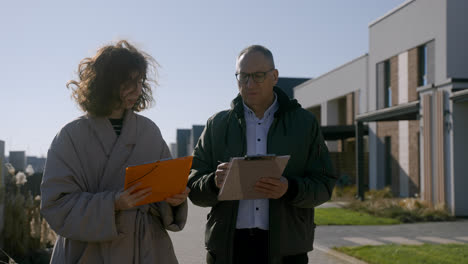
[
  {"x1": 115, "y1": 183, "x2": 152, "y2": 211},
  {"x1": 255, "y1": 176, "x2": 288, "y2": 199},
  {"x1": 215, "y1": 162, "x2": 230, "y2": 189},
  {"x1": 165, "y1": 187, "x2": 190, "y2": 207}
]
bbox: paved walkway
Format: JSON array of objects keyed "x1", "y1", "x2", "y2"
[
  {"x1": 170, "y1": 202, "x2": 468, "y2": 263},
  {"x1": 314, "y1": 201, "x2": 468, "y2": 249},
  {"x1": 315, "y1": 219, "x2": 468, "y2": 249}
]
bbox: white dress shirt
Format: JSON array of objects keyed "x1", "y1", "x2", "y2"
[{"x1": 236, "y1": 94, "x2": 279, "y2": 230}]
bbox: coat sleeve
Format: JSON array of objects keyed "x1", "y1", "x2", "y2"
[
  {"x1": 187, "y1": 117, "x2": 220, "y2": 207},
  {"x1": 283, "y1": 115, "x2": 337, "y2": 208},
  {"x1": 152, "y1": 201, "x2": 188, "y2": 232},
  {"x1": 40, "y1": 130, "x2": 119, "y2": 242}
]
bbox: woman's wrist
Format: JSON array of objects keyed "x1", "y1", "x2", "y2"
[{"x1": 114, "y1": 192, "x2": 121, "y2": 211}]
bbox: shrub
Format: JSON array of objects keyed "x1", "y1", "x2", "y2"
[
  {"x1": 344, "y1": 187, "x2": 454, "y2": 223},
  {"x1": 364, "y1": 186, "x2": 393, "y2": 200},
  {"x1": 332, "y1": 185, "x2": 357, "y2": 201},
  {"x1": 0, "y1": 164, "x2": 56, "y2": 263}
]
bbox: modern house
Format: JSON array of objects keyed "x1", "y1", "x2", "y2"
[
  {"x1": 294, "y1": 54, "x2": 368, "y2": 186},
  {"x1": 294, "y1": 0, "x2": 468, "y2": 216},
  {"x1": 276, "y1": 77, "x2": 310, "y2": 99}
]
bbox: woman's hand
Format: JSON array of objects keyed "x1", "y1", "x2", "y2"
[
  {"x1": 165, "y1": 187, "x2": 190, "y2": 207},
  {"x1": 114, "y1": 183, "x2": 152, "y2": 211}
]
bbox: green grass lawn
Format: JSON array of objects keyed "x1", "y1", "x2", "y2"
[
  {"x1": 335, "y1": 244, "x2": 468, "y2": 264},
  {"x1": 315, "y1": 207, "x2": 400, "y2": 225}
]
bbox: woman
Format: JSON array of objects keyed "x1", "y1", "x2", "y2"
[{"x1": 40, "y1": 40, "x2": 189, "y2": 263}]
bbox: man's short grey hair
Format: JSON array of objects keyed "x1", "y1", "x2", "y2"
[{"x1": 237, "y1": 45, "x2": 275, "y2": 68}]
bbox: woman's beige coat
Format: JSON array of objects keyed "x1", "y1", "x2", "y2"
[{"x1": 40, "y1": 111, "x2": 187, "y2": 263}]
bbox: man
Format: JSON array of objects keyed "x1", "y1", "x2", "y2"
[{"x1": 188, "y1": 45, "x2": 336, "y2": 264}]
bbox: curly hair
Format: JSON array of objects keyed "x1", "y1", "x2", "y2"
[{"x1": 67, "y1": 40, "x2": 158, "y2": 117}]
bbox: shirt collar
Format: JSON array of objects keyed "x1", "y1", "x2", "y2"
[{"x1": 243, "y1": 93, "x2": 278, "y2": 121}]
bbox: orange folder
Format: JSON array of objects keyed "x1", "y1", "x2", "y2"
[{"x1": 124, "y1": 156, "x2": 193, "y2": 206}]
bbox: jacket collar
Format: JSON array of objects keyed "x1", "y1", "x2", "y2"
[{"x1": 230, "y1": 86, "x2": 301, "y2": 118}]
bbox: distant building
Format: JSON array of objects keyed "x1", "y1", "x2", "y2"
[
  {"x1": 169, "y1": 143, "x2": 177, "y2": 158},
  {"x1": 26, "y1": 156, "x2": 47, "y2": 173},
  {"x1": 176, "y1": 129, "x2": 191, "y2": 158},
  {"x1": 187, "y1": 125, "x2": 205, "y2": 155},
  {"x1": 174, "y1": 125, "x2": 206, "y2": 158},
  {"x1": 277, "y1": 77, "x2": 311, "y2": 99},
  {"x1": 9, "y1": 151, "x2": 26, "y2": 172}
]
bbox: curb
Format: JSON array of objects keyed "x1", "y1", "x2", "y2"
[{"x1": 314, "y1": 244, "x2": 368, "y2": 264}]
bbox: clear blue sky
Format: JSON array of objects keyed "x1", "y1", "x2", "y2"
[{"x1": 0, "y1": 0, "x2": 404, "y2": 157}]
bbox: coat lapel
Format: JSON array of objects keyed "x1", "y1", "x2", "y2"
[
  {"x1": 88, "y1": 110, "x2": 138, "y2": 191},
  {"x1": 88, "y1": 114, "x2": 118, "y2": 158}
]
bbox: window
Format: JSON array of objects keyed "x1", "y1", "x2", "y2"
[
  {"x1": 377, "y1": 59, "x2": 393, "y2": 109},
  {"x1": 418, "y1": 44, "x2": 428, "y2": 86},
  {"x1": 384, "y1": 60, "x2": 392, "y2": 107}
]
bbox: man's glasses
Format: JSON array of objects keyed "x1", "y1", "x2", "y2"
[{"x1": 235, "y1": 68, "x2": 274, "y2": 84}]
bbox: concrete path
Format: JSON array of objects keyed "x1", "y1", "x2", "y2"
[
  {"x1": 315, "y1": 219, "x2": 468, "y2": 249},
  {"x1": 169, "y1": 202, "x2": 208, "y2": 263},
  {"x1": 170, "y1": 202, "x2": 468, "y2": 263},
  {"x1": 170, "y1": 202, "x2": 356, "y2": 263}
]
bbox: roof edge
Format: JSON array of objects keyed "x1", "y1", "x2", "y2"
[
  {"x1": 356, "y1": 100, "x2": 419, "y2": 122},
  {"x1": 369, "y1": 0, "x2": 415, "y2": 28},
  {"x1": 450, "y1": 88, "x2": 468, "y2": 102},
  {"x1": 293, "y1": 54, "x2": 368, "y2": 91}
]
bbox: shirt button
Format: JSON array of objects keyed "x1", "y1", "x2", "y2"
[
  {"x1": 257, "y1": 138, "x2": 261, "y2": 142},
  {"x1": 256, "y1": 207, "x2": 259, "y2": 211},
  {"x1": 258, "y1": 123, "x2": 261, "y2": 125}
]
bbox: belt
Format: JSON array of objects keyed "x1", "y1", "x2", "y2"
[{"x1": 235, "y1": 228, "x2": 268, "y2": 237}]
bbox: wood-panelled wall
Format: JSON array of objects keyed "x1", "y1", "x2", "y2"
[
  {"x1": 435, "y1": 91, "x2": 445, "y2": 204},
  {"x1": 423, "y1": 94, "x2": 433, "y2": 203}
]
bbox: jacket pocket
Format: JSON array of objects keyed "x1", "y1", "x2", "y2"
[
  {"x1": 282, "y1": 206, "x2": 315, "y2": 241},
  {"x1": 205, "y1": 204, "x2": 230, "y2": 252}
]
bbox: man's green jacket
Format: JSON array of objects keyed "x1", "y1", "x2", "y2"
[{"x1": 188, "y1": 87, "x2": 336, "y2": 264}]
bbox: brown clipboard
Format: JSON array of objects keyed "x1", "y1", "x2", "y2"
[
  {"x1": 124, "y1": 156, "x2": 193, "y2": 206},
  {"x1": 218, "y1": 155, "x2": 290, "y2": 201}
]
